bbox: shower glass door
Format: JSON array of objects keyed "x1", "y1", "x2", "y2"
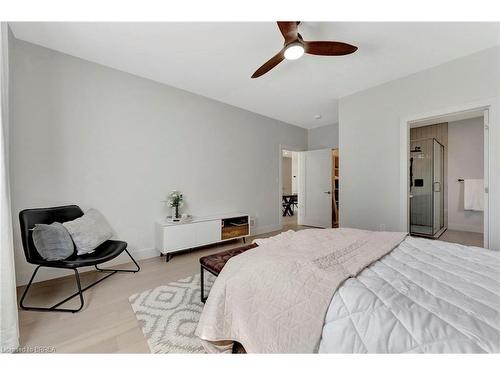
[
  {"x1": 409, "y1": 138, "x2": 445, "y2": 237},
  {"x1": 410, "y1": 139, "x2": 433, "y2": 235}
]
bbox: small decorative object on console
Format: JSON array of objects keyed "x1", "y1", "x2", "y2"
[{"x1": 166, "y1": 190, "x2": 184, "y2": 221}]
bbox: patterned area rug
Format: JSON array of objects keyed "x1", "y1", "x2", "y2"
[{"x1": 129, "y1": 273, "x2": 215, "y2": 353}]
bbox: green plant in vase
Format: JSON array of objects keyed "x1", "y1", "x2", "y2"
[{"x1": 167, "y1": 191, "x2": 184, "y2": 220}]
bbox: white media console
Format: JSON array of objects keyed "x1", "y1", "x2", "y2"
[{"x1": 155, "y1": 213, "x2": 250, "y2": 261}]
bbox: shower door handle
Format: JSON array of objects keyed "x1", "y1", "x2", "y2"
[{"x1": 433, "y1": 182, "x2": 441, "y2": 192}]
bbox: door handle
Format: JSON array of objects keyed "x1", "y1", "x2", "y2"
[
  {"x1": 433, "y1": 182, "x2": 441, "y2": 192},
  {"x1": 324, "y1": 191, "x2": 331, "y2": 195}
]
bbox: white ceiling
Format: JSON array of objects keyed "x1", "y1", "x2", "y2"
[{"x1": 9, "y1": 22, "x2": 500, "y2": 129}]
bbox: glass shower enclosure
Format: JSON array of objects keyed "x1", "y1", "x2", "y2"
[{"x1": 409, "y1": 138, "x2": 445, "y2": 238}]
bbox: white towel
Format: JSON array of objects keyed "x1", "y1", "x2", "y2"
[{"x1": 464, "y1": 179, "x2": 484, "y2": 211}]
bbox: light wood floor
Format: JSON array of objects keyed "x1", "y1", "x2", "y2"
[
  {"x1": 438, "y1": 229, "x2": 484, "y2": 247},
  {"x1": 16, "y1": 224, "x2": 306, "y2": 353},
  {"x1": 282, "y1": 213, "x2": 298, "y2": 230}
]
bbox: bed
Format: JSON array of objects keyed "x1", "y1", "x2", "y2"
[{"x1": 195, "y1": 228, "x2": 500, "y2": 353}]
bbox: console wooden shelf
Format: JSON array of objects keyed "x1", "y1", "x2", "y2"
[{"x1": 155, "y1": 213, "x2": 250, "y2": 261}]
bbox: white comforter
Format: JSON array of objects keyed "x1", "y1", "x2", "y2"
[
  {"x1": 196, "y1": 228, "x2": 406, "y2": 353},
  {"x1": 319, "y1": 236, "x2": 500, "y2": 353}
]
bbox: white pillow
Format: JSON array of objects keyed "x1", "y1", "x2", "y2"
[{"x1": 63, "y1": 208, "x2": 114, "y2": 255}]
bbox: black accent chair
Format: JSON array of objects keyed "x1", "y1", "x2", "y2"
[{"x1": 19, "y1": 205, "x2": 140, "y2": 313}]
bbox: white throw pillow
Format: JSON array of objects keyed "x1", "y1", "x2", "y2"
[{"x1": 63, "y1": 208, "x2": 114, "y2": 255}]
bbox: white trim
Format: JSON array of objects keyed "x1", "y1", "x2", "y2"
[
  {"x1": 16, "y1": 246, "x2": 159, "y2": 286},
  {"x1": 16, "y1": 219, "x2": 288, "y2": 286},
  {"x1": 278, "y1": 144, "x2": 305, "y2": 230},
  {"x1": 400, "y1": 97, "x2": 500, "y2": 250},
  {"x1": 131, "y1": 247, "x2": 159, "y2": 260},
  {"x1": 16, "y1": 222, "x2": 284, "y2": 286}
]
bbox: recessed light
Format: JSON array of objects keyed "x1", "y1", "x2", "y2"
[{"x1": 314, "y1": 114, "x2": 322, "y2": 120}]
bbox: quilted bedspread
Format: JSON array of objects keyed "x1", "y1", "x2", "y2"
[
  {"x1": 195, "y1": 228, "x2": 406, "y2": 353},
  {"x1": 319, "y1": 236, "x2": 500, "y2": 353}
]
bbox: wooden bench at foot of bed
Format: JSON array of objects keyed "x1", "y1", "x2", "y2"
[{"x1": 199, "y1": 243, "x2": 258, "y2": 303}]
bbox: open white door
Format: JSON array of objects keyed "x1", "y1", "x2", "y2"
[{"x1": 298, "y1": 149, "x2": 332, "y2": 228}]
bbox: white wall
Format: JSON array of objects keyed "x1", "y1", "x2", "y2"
[
  {"x1": 447, "y1": 117, "x2": 484, "y2": 233},
  {"x1": 339, "y1": 46, "x2": 500, "y2": 249},
  {"x1": 11, "y1": 40, "x2": 307, "y2": 285},
  {"x1": 308, "y1": 123, "x2": 339, "y2": 150}
]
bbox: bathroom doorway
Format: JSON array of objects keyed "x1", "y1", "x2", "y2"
[{"x1": 408, "y1": 112, "x2": 485, "y2": 247}]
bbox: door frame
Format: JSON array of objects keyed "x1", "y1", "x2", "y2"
[
  {"x1": 278, "y1": 144, "x2": 305, "y2": 230},
  {"x1": 400, "y1": 97, "x2": 500, "y2": 249}
]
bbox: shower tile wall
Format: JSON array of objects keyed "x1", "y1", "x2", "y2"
[{"x1": 410, "y1": 123, "x2": 448, "y2": 229}]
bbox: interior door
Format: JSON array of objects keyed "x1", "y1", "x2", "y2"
[{"x1": 298, "y1": 149, "x2": 332, "y2": 228}]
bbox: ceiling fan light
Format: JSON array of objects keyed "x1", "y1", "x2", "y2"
[{"x1": 284, "y1": 43, "x2": 304, "y2": 60}]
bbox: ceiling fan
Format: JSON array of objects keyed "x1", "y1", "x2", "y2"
[{"x1": 251, "y1": 22, "x2": 358, "y2": 78}]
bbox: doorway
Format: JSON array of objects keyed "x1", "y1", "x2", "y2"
[
  {"x1": 281, "y1": 149, "x2": 299, "y2": 230},
  {"x1": 279, "y1": 147, "x2": 339, "y2": 230},
  {"x1": 407, "y1": 110, "x2": 486, "y2": 247}
]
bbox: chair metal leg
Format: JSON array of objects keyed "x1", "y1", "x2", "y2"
[
  {"x1": 20, "y1": 249, "x2": 140, "y2": 314},
  {"x1": 50, "y1": 269, "x2": 85, "y2": 312},
  {"x1": 94, "y1": 249, "x2": 140, "y2": 273},
  {"x1": 20, "y1": 266, "x2": 85, "y2": 313},
  {"x1": 200, "y1": 265, "x2": 206, "y2": 303}
]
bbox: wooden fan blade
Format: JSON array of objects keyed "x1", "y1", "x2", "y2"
[
  {"x1": 304, "y1": 41, "x2": 357, "y2": 56},
  {"x1": 251, "y1": 50, "x2": 285, "y2": 78},
  {"x1": 277, "y1": 22, "x2": 299, "y2": 43}
]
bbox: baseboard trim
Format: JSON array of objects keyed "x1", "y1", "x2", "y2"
[
  {"x1": 132, "y1": 247, "x2": 159, "y2": 260},
  {"x1": 16, "y1": 247, "x2": 159, "y2": 287},
  {"x1": 16, "y1": 225, "x2": 284, "y2": 286}
]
